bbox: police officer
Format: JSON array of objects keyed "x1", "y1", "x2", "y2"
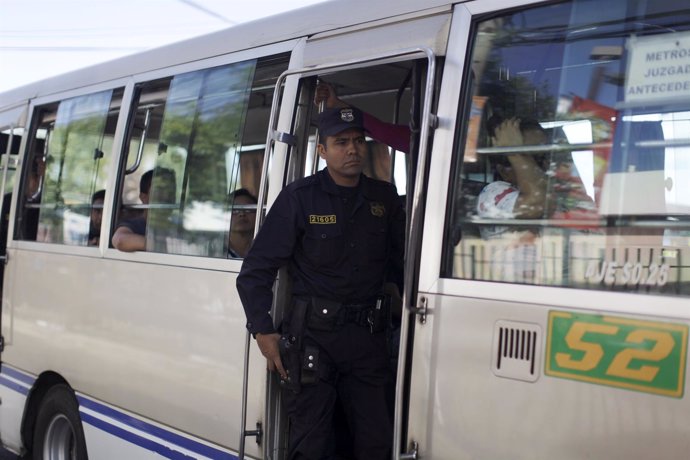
[{"x1": 237, "y1": 106, "x2": 405, "y2": 460}]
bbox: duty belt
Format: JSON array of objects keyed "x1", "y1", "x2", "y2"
[{"x1": 340, "y1": 303, "x2": 376, "y2": 327}]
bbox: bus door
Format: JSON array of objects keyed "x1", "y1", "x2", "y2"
[
  {"x1": 405, "y1": 0, "x2": 690, "y2": 459},
  {"x1": 0, "y1": 104, "x2": 26, "y2": 356},
  {"x1": 242, "y1": 10, "x2": 450, "y2": 459}
]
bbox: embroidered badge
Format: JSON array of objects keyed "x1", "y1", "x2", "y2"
[
  {"x1": 340, "y1": 108, "x2": 354, "y2": 122},
  {"x1": 309, "y1": 215, "x2": 337, "y2": 224},
  {"x1": 370, "y1": 202, "x2": 385, "y2": 217}
]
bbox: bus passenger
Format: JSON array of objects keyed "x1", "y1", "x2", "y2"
[
  {"x1": 21, "y1": 156, "x2": 46, "y2": 241},
  {"x1": 477, "y1": 117, "x2": 550, "y2": 222},
  {"x1": 237, "y1": 107, "x2": 405, "y2": 460},
  {"x1": 88, "y1": 189, "x2": 106, "y2": 246},
  {"x1": 227, "y1": 188, "x2": 256, "y2": 258},
  {"x1": 111, "y1": 170, "x2": 152, "y2": 252}
]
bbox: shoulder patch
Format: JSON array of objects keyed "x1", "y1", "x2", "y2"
[{"x1": 370, "y1": 202, "x2": 385, "y2": 217}]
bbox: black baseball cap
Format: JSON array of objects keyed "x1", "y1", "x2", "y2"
[{"x1": 318, "y1": 107, "x2": 365, "y2": 137}]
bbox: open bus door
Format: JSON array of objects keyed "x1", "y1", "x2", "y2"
[
  {"x1": 0, "y1": 104, "x2": 26, "y2": 359},
  {"x1": 237, "y1": 11, "x2": 449, "y2": 459}
]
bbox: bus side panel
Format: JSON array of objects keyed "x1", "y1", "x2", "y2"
[
  {"x1": 0, "y1": 369, "x2": 29, "y2": 455},
  {"x1": 77, "y1": 389, "x2": 242, "y2": 460},
  {"x1": 406, "y1": 292, "x2": 690, "y2": 459},
  {"x1": 1, "y1": 247, "x2": 265, "y2": 459}
]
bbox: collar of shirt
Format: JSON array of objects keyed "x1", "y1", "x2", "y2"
[{"x1": 318, "y1": 168, "x2": 376, "y2": 200}]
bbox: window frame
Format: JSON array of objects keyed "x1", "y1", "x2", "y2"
[
  {"x1": 12, "y1": 79, "x2": 131, "y2": 257},
  {"x1": 103, "y1": 38, "x2": 299, "y2": 271},
  {"x1": 433, "y1": 0, "x2": 690, "y2": 304}
]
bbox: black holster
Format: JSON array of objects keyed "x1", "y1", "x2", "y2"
[
  {"x1": 367, "y1": 294, "x2": 391, "y2": 334},
  {"x1": 278, "y1": 298, "x2": 320, "y2": 393},
  {"x1": 278, "y1": 334, "x2": 301, "y2": 393}
]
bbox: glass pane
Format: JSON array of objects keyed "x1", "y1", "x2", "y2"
[
  {"x1": 26, "y1": 89, "x2": 120, "y2": 245},
  {"x1": 146, "y1": 62, "x2": 256, "y2": 256},
  {"x1": 112, "y1": 54, "x2": 289, "y2": 256},
  {"x1": 446, "y1": 0, "x2": 690, "y2": 297}
]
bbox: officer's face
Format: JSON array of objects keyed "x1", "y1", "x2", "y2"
[{"x1": 318, "y1": 128, "x2": 366, "y2": 186}]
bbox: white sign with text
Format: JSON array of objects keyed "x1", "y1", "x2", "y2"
[{"x1": 625, "y1": 30, "x2": 690, "y2": 104}]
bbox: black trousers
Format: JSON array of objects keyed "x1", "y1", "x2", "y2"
[{"x1": 282, "y1": 323, "x2": 392, "y2": 460}]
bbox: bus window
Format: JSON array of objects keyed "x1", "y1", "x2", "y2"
[
  {"x1": 301, "y1": 59, "x2": 428, "y2": 196},
  {"x1": 17, "y1": 89, "x2": 122, "y2": 245},
  {"x1": 113, "y1": 53, "x2": 289, "y2": 257},
  {"x1": 445, "y1": 0, "x2": 690, "y2": 297}
]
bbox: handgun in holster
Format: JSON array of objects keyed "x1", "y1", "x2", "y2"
[
  {"x1": 278, "y1": 334, "x2": 301, "y2": 393},
  {"x1": 278, "y1": 298, "x2": 320, "y2": 392}
]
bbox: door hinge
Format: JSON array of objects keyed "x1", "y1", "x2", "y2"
[
  {"x1": 400, "y1": 440, "x2": 419, "y2": 460},
  {"x1": 409, "y1": 296, "x2": 427, "y2": 324},
  {"x1": 0, "y1": 335, "x2": 4, "y2": 352},
  {"x1": 243, "y1": 421, "x2": 262, "y2": 445},
  {"x1": 272, "y1": 130, "x2": 297, "y2": 146}
]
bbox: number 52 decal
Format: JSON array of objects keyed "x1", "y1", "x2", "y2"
[{"x1": 545, "y1": 311, "x2": 688, "y2": 397}]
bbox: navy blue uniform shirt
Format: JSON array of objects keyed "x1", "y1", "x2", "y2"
[{"x1": 237, "y1": 168, "x2": 405, "y2": 336}]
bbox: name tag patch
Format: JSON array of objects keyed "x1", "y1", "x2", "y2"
[{"x1": 309, "y1": 215, "x2": 336, "y2": 224}]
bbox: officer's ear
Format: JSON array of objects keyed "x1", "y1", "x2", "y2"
[{"x1": 317, "y1": 141, "x2": 327, "y2": 159}]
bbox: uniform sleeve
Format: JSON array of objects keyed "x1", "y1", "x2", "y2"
[{"x1": 236, "y1": 190, "x2": 299, "y2": 336}]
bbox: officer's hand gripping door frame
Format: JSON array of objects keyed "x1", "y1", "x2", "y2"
[{"x1": 236, "y1": 46, "x2": 437, "y2": 460}]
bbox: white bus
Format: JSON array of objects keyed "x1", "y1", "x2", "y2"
[{"x1": 1, "y1": 0, "x2": 689, "y2": 458}]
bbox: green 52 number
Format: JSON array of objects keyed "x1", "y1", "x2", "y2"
[{"x1": 545, "y1": 311, "x2": 687, "y2": 397}]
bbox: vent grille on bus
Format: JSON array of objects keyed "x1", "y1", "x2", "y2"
[{"x1": 491, "y1": 321, "x2": 541, "y2": 382}]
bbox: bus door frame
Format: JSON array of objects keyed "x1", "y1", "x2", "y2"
[
  {"x1": 237, "y1": 46, "x2": 438, "y2": 459},
  {"x1": 0, "y1": 103, "x2": 28, "y2": 356}
]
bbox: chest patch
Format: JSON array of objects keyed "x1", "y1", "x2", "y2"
[
  {"x1": 309, "y1": 215, "x2": 337, "y2": 224},
  {"x1": 370, "y1": 202, "x2": 386, "y2": 217}
]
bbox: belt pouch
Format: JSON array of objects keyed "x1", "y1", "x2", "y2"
[
  {"x1": 307, "y1": 297, "x2": 343, "y2": 331},
  {"x1": 301, "y1": 345, "x2": 319, "y2": 385}
]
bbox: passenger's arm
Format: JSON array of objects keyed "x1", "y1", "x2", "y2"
[
  {"x1": 315, "y1": 83, "x2": 411, "y2": 153},
  {"x1": 492, "y1": 119, "x2": 548, "y2": 219},
  {"x1": 111, "y1": 226, "x2": 146, "y2": 252},
  {"x1": 362, "y1": 112, "x2": 411, "y2": 154},
  {"x1": 507, "y1": 153, "x2": 548, "y2": 219}
]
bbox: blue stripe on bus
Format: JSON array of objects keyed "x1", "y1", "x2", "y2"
[
  {"x1": 78, "y1": 396, "x2": 237, "y2": 460},
  {"x1": 80, "y1": 412, "x2": 199, "y2": 460},
  {"x1": 1, "y1": 365, "x2": 36, "y2": 385},
  {"x1": 0, "y1": 367, "x2": 237, "y2": 460},
  {"x1": 0, "y1": 376, "x2": 29, "y2": 395}
]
